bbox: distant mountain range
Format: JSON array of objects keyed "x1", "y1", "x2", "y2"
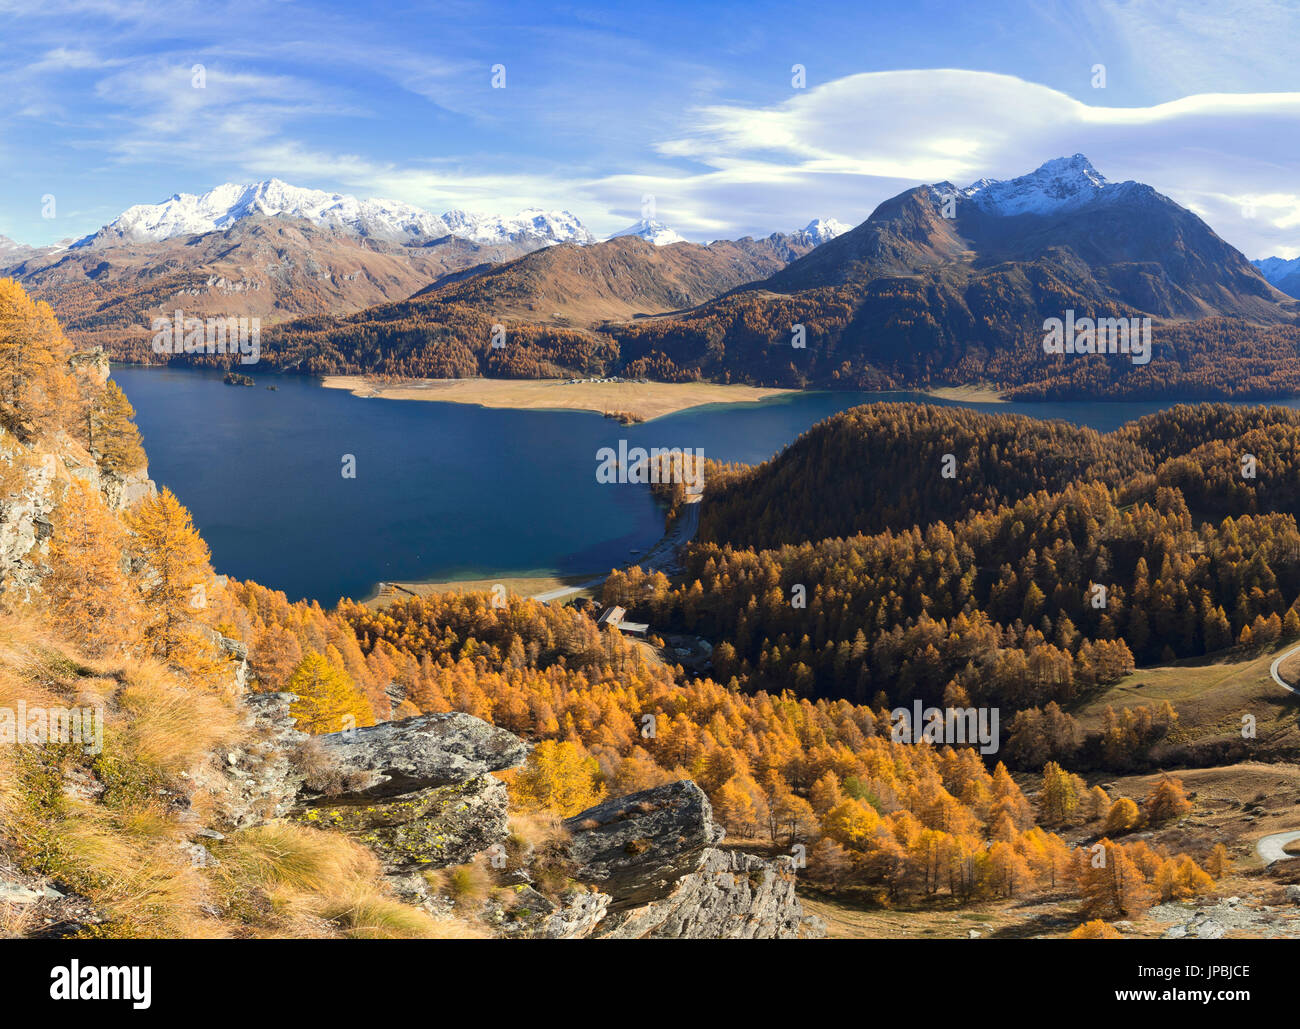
[
  {"x1": 55, "y1": 177, "x2": 847, "y2": 252},
  {"x1": 0, "y1": 179, "x2": 847, "y2": 353},
  {"x1": 1253, "y1": 255, "x2": 1300, "y2": 299},
  {"x1": 7, "y1": 159, "x2": 1300, "y2": 399},
  {"x1": 6, "y1": 217, "x2": 538, "y2": 351},
  {"x1": 0, "y1": 234, "x2": 67, "y2": 265}
]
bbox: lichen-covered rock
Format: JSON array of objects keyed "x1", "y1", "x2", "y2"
[
  {"x1": 308, "y1": 712, "x2": 530, "y2": 797},
  {"x1": 280, "y1": 711, "x2": 530, "y2": 912},
  {"x1": 297, "y1": 773, "x2": 510, "y2": 873}
]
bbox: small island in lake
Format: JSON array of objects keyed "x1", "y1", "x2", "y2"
[{"x1": 223, "y1": 372, "x2": 255, "y2": 386}]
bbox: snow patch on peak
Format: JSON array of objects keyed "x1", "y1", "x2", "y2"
[
  {"x1": 796, "y1": 218, "x2": 851, "y2": 245},
  {"x1": 608, "y1": 219, "x2": 687, "y2": 246},
  {"x1": 932, "y1": 155, "x2": 1144, "y2": 217},
  {"x1": 441, "y1": 208, "x2": 595, "y2": 246}
]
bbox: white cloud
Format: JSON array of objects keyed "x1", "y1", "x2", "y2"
[{"x1": 592, "y1": 70, "x2": 1300, "y2": 256}]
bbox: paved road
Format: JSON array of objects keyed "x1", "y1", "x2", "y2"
[
  {"x1": 530, "y1": 496, "x2": 702, "y2": 603},
  {"x1": 1259, "y1": 649, "x2": 1300, "y2": 865},
  {"x1": 1269, "y1": 644, "x2": 1300, "y2": 695},
  {"x1": 1257, "y1": 829, "x2": 1300, "y2": 864}
]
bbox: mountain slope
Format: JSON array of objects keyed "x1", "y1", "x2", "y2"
[
  {"x1": 408, "y1": 234, "x2": 804, "y2": 323},
  {"x1": 11, "y1": 216, "x2": 537, "y2": 356},
  {"x1": 215, "y1": 234, "x2": 817, "y2": 378}
]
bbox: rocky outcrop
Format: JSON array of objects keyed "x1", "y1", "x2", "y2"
[
  {"x1": 196, "y1": 692, "x2": 308, "y2": 830},
  {"x1": 563, "y1": 780, "x2": 721, "y2": 910},
  {"x1": 209, "y1": 697, "x2": 819, "y2": 940},
  {"x1": 100, "y1": 463, "x2": 154, "y2": 510},
  {"x1": 592, "y1": 848, "x2": 815, "y2": 939},
  {"x1": 556, "y1": 781, "x2": 825, "y2": 939},
  {"x1": 0, "y1": 421, "x2": 155, "y2": 596},
  {"x1": 305, "y1": 712, "x2": 530, "y2": 798},
  {"x1": 286, "y1": 712, "x2": 529, "y2": 910}
]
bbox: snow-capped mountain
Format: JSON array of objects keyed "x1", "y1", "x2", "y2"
[
  {"x1": 791, "y1": 218, "x2": 851, "y2": 246},
  {"x1": 75, "y1": 179, "x2": 595, "y2": 249},
  {"x1": 608, "y1": 219, "x2": 687, "y2": 246},
  {"x1": 756, "y1": 153, "x2": 1285, "y2": 324},
  {"x1": 77, "y1": 180, "x2": 447, "y2": 247},
  {"x1": 928, "y1": 154, "x2": 1141, "y2": 217},
  {"x1": 1253, "y1": 255, "x2": 1300, "y2": 298},
  {"x1": 440, "y1": 208, "x2": 595, "y2": 246}
]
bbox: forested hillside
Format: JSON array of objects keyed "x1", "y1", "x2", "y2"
[{"x1": 646, "y1": 404, "x2": 1300, "y2": 718}]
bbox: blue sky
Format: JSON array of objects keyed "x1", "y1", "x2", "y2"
[{"x1": 4, "y1": 0, "x2": 1300, "y2": 256}]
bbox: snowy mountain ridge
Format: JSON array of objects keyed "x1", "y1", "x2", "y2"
[{"x1": 75, "y1": 179, "x2": 596, "y2": 248}]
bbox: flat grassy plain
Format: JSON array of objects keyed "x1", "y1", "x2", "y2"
[
  {"x1": 364, "y1": 573, "x2": 596, "y2": 608},
  {"x1": 321, "y1": 375, "x2": 794, "y2": 421}
]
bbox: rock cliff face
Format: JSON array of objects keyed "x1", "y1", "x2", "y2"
[
  {"x1": 0, "y1": 354, "x2": 156, "y2": 596},
  {"x1": 0, "y1": 436, "x2": 155, "y2": 595},
  {"x1": 229, "y1": 694, "x2": 823, "y2": 939}
]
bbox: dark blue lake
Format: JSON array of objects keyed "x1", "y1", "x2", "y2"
[{"x1": 111, "y1": 366, "x2": 1228, "y2": 604}]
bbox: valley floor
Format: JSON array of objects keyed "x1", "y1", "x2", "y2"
[{"x1": 320, "y1": 375, "x2": 794, "y2": 421}]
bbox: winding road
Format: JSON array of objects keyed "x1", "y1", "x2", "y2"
[
  {"x1": 1269, "y1": 644, "x2": 1300, "y2": 695},
  {"x1": 1257, "y1": 830, "x2": 1300, "y2": 865},
  {"x1": 1258, "y1": 646, "x2": 1300, "y2": 864}
]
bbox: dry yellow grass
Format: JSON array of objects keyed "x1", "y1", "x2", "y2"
[
  {"x1": 214, "y1": 823, "x2": 484, "y2": 938},
  {"x1": 111, "y1": 660, "x2": 243, "y2": 771},
  {"x1": 0, "y1": 613, "x2": 478, "y2": 939}
]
